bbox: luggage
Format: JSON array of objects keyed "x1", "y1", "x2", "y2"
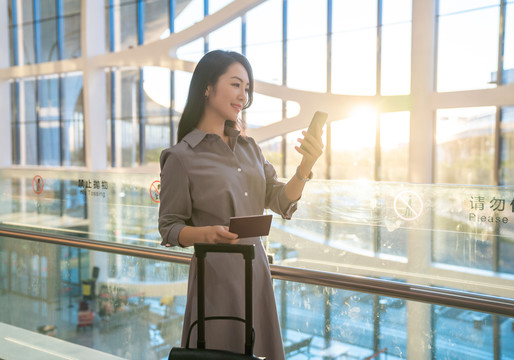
[{"x1": 168, "y1": 243, "x2": 265, "y2": 360}]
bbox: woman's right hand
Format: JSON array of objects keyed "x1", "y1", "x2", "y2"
[
  {"x1": 203, "y1": 225, "x2": 239, "y2": 244},
  {"x1": 177, "y1": 225, "x2": 239, "y2": 247}
]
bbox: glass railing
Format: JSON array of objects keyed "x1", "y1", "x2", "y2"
[{"x1": 0, "y1": 168, "x2": 513, "y2": 359}]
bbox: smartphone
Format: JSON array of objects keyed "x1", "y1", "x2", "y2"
[{"x1": 301, "y1": 111, "x2": 328, "y2": 149}]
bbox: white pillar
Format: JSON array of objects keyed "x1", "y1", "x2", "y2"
[
  {"x1": 406, "y1": 1, "x2": 438, "y2": 359},
  {"x1": 82, "y1": 0, "x2": 107, "y2": 170},
  {"x1": 409, "y1": 0, "x2": 436, "y2": 184},
  {"x1": 0, "y1": 0, "x2": 12, "y2": 167}
]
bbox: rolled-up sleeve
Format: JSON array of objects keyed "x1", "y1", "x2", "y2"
[
  {"x1": 158, "y1": 149, "x2": 191, "y2": 247},
  {"x1": 263, "y1": 160, "x2": 298, "y2": 220}
]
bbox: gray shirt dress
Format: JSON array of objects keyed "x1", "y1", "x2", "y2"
[{"x1": 158, "y1": 125, "x2": 299, "y2": 360}]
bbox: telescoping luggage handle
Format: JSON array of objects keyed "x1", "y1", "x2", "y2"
[{"x1": 194, "y1": 243, "x2": 255, "y2": 356}]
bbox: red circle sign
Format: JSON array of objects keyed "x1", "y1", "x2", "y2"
[
  {"x1": 150, "y1": 180, "x2": 161, "y2": 203},
  {"x1": 32, "y1": 175, "x2": 44, "y2": 194}
]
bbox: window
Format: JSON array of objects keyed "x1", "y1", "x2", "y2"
[
  {"x1": 437, "y1": 1, "x2": 501, "y2": 92},
  {"x1": 287, "y1": 0, "x2": 327, "y2": 92},
  {"x1": 500, "y1": 106, "x2": 514, "y2": 184},
  {"x1": 61, "y1": 73, "x2": 84, "y2": 166},
  {"x1": 435, "y1": 107, "x2": 496, "y2": 185},
  {"x1": 9, "y1": 0, "x2": 81, "y2": 64},
  {"x1": 504, "y1": 1, "x2": 514, "y2": 83},
  {"x1": 330, "y1": 113, "x2": 376, "y2": 180},
  {"x1": 331, "y1": 0, "x2": 377, "y2": 95},
  {"x1": 144, "y1": 0, "x2": 169, "y2": 44},
  {"x1": 208, "y1": 18, "x2": 241, "y2": 53},
  {"x1": 246, "y1": 0, "x2": 283, "y2": 85},
  {"x1": 245, "y1": 94, "x2": 283, "y2": 129},
  {"x1": 142, "y1": 66, "x2": 172, "y2": 163},
  {"x1": 11, "y1": 73, "x2": 84, "y2": 166},
  {"x1": 380, "y1": 0, "x2": 412, "y2": 95},
  {"x1": 379, "y1": 111, "x2": 410, "y2": 182}
]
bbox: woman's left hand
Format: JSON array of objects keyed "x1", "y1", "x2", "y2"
[{"x1": 295, "y1": 130, "x2": 324, "y2": 172}]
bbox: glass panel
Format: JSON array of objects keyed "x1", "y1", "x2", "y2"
[
  {"x1": 0, "y1": 236, "x2": 190, "y2": 359},
  {"x1": 62, "y1": 119, "x2": 84, "y2": 166},
  {"x1": 331, "y1": 0, "x2": 377, "y2": 95},
  {"x1": 112, "y1": 1, "x2": 138, "y2": 51},
  {"x1": 437, "y1": 2, "x2": 500, "y2": 91},
  {"x1": 142, "y1": 66, "x2": 171, "y2": 112},
  {"x1": 20, "y1": 79, "x2": 37, "y2": 165},
  {"x1": 382, "y1": 0, "x2": 411, "y2": 25},
  {"x1": 433, "y1": 305, "x2": 498, "y2": 359},
  {"x1": 105, "y1": 2, "x2": 111, "y2": 52},
  {"x1": 501, "y1": 106, "x2": 514, "y2": 185},
  {"x1": 438, "y1": 0, "x2": 500, "y2": 16},
  {"x1": 380, "y1": 0, "x2": 411, "y2": 96},
  {"x1": 142, "y1": 63, "x2": 169, "y2": 162},
  {"x1": 285, "y1": 126, "x2": 327, "y2": 180},
  {"x1": 287, "y1": 0, "x2": 327, "y2": 92},
  {"x1": 39, "y1": 18, "x2": 59, "y2": 62},
  {"x1": 435, "y1": 107, "x2": 496, "y2": 184},
  {"x1": 21, "y1": 1, "x2": 34, "y2": 24},
  {"x1": 331, "y1": 112, "x2": 376, "y2": 180},
  {"x1": 38, "y1": 76, "x2": 61, "y2": 166},
  {"x1": 504, "y1": 2, "x2": 514, "y2": 84},
  {"x1": 499, "y1": 218, "x2": 514, "y2": 274},
  {"x1": 380, "y1": 111, "x2": 410, "y2": 182},
  {"x1": 63, "y1": 0, "x2": 81, "y2": 16},
  {"x1": 144, "y1": 116, "x2": 170, "y2": 163},
  {"x1": 22, "y1": 23, "x2": 36, "y2": 65},
  {"x1": 246, "y1": 0, "x2": 283, "y2": 85},
  {"x1": 62, "y1": 73, "x2": 84, "y2": 166},
  {"x1": 208, "y1": 0, "x2": 233, "y2": 14},
  {"x1": 9, "y1": 25, "x2": 15, "y2": 67},
  {"x1": 38, "y1": 76, "x2": 60, "y2": 122},
  {"x1": 113, "y1": 68, "x2": 140, "y2": 167},
  {"x1": 38, "y1": 0, "x2": 57, "y2": 20},
  {"x1": 173, "y1": 70, "x2": 193, "y2": 118},
  {"x1": 8, "y1": 0, "x2": 13, "y2": 26},
  {"x1": 23, "y1": 122, "x2": 38, "y2": 165},
  {"x1": 174, "y1": 0, "x2": 203, "y2": 33},
  {"x1": 245, "y1": 93, "x2": 283, "y2": 129},
  {"x1": 144, "y1": 0, "x2": 169, "y2": 44},
  {"x1": 62, "y1": 14, "x2": 81, "y2": 59},
  {"x1": 176, "y1": 38, "x2": 204, "y2": 62},
  {"x1": 259, "y1": 136, "x2": 283, "y2": 175},
  {"x1": 207, "y1": 18, "x2": 241, "y2": 53},
  {"x1": 11, "y1": 81, "x2": 19, "y2": 164}
]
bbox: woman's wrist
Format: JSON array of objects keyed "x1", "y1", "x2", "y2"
[{"x1": 295, "y1": 166, "x2": 313, "y2": 182}]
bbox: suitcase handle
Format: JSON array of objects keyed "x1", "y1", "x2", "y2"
[
  {"x1": 194, "y1": 243, "x2": 255, "y2": 356},
  {"x1": 184, "y1": 316, "x2": 255, "y2": 349}
]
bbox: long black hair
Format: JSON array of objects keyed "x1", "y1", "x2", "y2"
[{"x1": 177, "y1": 50, "x2": 254, "y2": 143}]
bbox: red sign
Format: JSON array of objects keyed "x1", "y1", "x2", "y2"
[
  {"x1": 150, "y1": 180, "x2": 161, "y2": 203},
  {"x1": 32, "y1": 175, "x2": 44, "y2": 194}
]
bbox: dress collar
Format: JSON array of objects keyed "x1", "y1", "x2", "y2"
[{"x1": 183, "y1": 123, "x2": 248, "y2": 149}]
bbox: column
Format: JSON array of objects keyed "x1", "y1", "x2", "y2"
[
  {"x1": 82, "y1": 0, "x2": 107, "y2": 170},
  {"x1": 0, "y1": 0, "x2": 12, "y2": 167},
  {"x1": 407, "y1": 1, "x2": 438, "y2": 359}
]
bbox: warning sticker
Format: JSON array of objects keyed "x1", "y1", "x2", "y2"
[
  {"x1": 150, "y1": 180, "x2": 161, "y2": 203},
  {"x1": 32, "y1": 175, "x2": 44, "y2": 194}
]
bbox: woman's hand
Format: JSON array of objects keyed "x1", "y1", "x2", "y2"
[
  {"x1": 202, "y1": 225, "x2": 239, "y2": 244},
  {"x1": 175, "y1": 225, "x2": 239, "y2": 247},
  {"x1": 295, "y1": 129, "x2": 324, "y2": 175}
]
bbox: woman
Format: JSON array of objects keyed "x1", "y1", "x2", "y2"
[{"x1": 158, "y1": 50, "x2": 323, "y2": 359}]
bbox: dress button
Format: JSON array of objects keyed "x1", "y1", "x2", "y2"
[
  {"x1": 237, "y1": 168, "x2": 242, "y2": 172},
  {"x1": 244, "y1": 192, "x2": 248, "y2": 197}
]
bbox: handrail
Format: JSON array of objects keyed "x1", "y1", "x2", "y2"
[{"x1": 1, "y1": 226, "x2": 513, "y2": 318}]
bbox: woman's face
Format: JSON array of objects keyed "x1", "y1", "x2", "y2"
[{"x1": 204, "y1": 62, "x2": 250, "y2": 123}]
